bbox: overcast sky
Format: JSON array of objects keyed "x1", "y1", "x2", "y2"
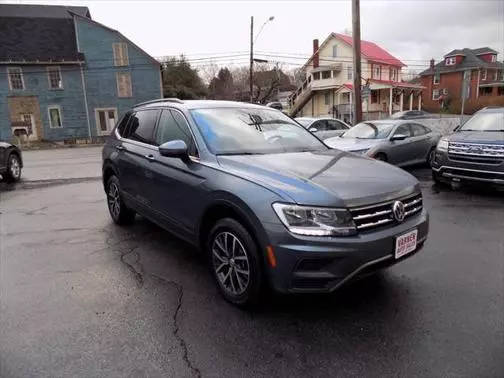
[{"x1": 9, "y1": 0, "x2": 504, "y2": 75}]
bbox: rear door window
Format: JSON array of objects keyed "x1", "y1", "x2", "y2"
[
  {"x1": 327, "y1": 120, "x2": 347, "y2": 130},
  {"x1": 394, "y1": 124, "x2": 412, "y2": 138},
  {"x1": 128, "y1": 110, "x2": 159, "y2": 144},
  {"x1": 410, "y1": 123, "x2": 429, "y2": 136}
]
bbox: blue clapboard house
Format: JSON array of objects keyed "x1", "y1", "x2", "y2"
[{"x1": 0, "y1": 4, "x2": 161, "y2": 142}]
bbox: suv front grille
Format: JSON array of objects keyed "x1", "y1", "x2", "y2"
[
  {"x1": 350, "y1": 193, "x2": 423, "y2": 232},
  {"x1": 448, "y1": 142, "x2": 504, "y2": 164}
]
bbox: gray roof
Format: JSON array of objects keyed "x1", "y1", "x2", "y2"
[
  {"x1": 420, "y1": 48, "x2": 503, "y2": 76},
  {"x1": 0, "y1": 4, "x2": 90, "y2": 18},
  {"x1": 0, "y1": 4, "x2": 90, "y2": 62}
]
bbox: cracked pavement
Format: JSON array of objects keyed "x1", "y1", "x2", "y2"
[{"x1": 0, "y1": 148, "x2": 503, "y2": 377}]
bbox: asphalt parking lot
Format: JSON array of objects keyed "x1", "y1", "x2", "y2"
[{"x1": 0, "y1": 148, "x2": 503, "y2": 377}]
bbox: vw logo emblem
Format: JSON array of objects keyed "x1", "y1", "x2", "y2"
[{"x1": 392, "y1": 201, "x2": 405, "y2": 222}]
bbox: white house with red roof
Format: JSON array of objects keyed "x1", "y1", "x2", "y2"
[{"x1": 289, "y1": 33, "x2": 424, "y2": 122}]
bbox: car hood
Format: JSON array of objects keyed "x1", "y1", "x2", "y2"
[
  {"x1": 324, "y1": 137, "x2": 383, "y2": 151},
  {"x1": 217, "y1": 149, "x2": 419, "y2": 208},
  {"x1": 447, "y1": 131, "x2": 504, "y2": 144}
]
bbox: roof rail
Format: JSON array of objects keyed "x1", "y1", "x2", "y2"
[{"x1": 134, "y1": 98, "x2": 183, "y2": 107}]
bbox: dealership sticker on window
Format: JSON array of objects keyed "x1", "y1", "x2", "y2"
[{"x1": 395, "y1": 229, "x2": 418, "y2": 259}]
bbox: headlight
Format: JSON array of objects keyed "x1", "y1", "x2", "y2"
[
  {"x1": 272, "y1": 203, "x2": 356, "y2": 236},
  {"x1": 351, "y1": 149, "x2": 369, "y2": 155},
  {"x1": 437, "y1": 137, "x2": 449, "y2": 152}
]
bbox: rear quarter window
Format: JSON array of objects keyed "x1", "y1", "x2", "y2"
[{"x1": 128, "y1": 110, "x2": 159, "y2": 144}]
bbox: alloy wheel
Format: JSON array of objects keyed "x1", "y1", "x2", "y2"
[
  {"x1": 9, "y1": 156, "x2": 20, "y2": 179},
  {"x1": 107, "y1": 182, "x2": 121, "y2": 219},
  {"x1": 212, "y1": 232, "x2": 250, "y2": 296}
]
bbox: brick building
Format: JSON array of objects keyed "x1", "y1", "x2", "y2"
[{"x1": 419, "y1": 47, "x2": 504, "y2": 114}]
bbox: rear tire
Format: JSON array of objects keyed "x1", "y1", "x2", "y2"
[
  {"x1": 5, "y1": 153, "x2": 22, "y2": 182},
  {"x1": 207, "y1": 218, "x2": 263, "y2": 307},
  {"x1": 427, "y1": 148, "x2": 436, "y2": 167},
  {"x1": 374, "y1": 153, "x2": 387, "y2": 162},
  {"x1": 106, "y1": 175, "x2": 136, "y2": 225}
]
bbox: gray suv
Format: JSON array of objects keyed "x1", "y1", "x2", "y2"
[
  {"x1": 102, "y1": 99, "x2": 429, "y2": 306},
  {"x1": 432, "y1": 107, "x2": 504, "y2": 186}
]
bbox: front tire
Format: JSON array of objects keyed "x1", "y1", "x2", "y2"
[
  {"x1": 207, "y1": 218, "x2": 263, "y2": 307},
  {"x1": 106, "y1": 175, "x2": 136, "y2": 225},
  {"x1": 5, "y1": 153, "x2": 22, "y2": 182}
]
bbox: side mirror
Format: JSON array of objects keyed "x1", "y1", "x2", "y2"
[
  {"x1": 309, "y1": 127, "x2": 318, "y2": 132},
  {"x1": 390, "y1": 134, "x2": 408, "y2": 141},
  {"x1": 159, "y1": 140, "x2": 188, "y2": 159}
]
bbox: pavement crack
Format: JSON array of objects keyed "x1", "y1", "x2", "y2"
[
  {"x1": 152, "y1": 273, "x2": 202, "y2": 378},
  {"x1": 120, "y1": 246, "x2": 144, "y2": 288}
]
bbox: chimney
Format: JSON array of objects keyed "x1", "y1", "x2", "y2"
[
  {"x1": 313, "y1": 39, "x2": 319, "y2": 68},
  {"x1": 430, "y1": 58, "x2": 435, "y2": 70}
]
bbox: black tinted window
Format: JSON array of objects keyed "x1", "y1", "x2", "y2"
[
  {"x1": 155, "y1": 110, "x2": 196, "y2": 155},
  {"x1": 311, "y1": 120, "x2": 326, "y2": 131},
  {"x1": 128, "y1": 110, "x2": 158, "y2": 144},
  {"x1": 117, "y1": 112, "x2": 131, "y2": 136}
]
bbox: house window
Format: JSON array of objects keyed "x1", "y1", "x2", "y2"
[
  {"x1": 116, "y1": 72, "x2": 132, "y2": 97},
  {"x1": 47, "y1": 66, "x2": 63, "y2": 89},
  {"x1": 113, "y1": 42, "x2": 129, "y2": 66},
  {"x1": 389, "y1": 68, "x2": 398, "y2": 81},
  {"x1": 498, "y1": 87, "x2": 504, "y2": 96},
  {"x1": 371, "y1": 90, "x2": 379, "y2": 104},
  {"x1": 432, "y1": 89, "x2": 440, "y2": 100},
  {"x1": 373, "y1": 65, "x2": 381, "y2": 79},
  {"x1": 321, "y1": 70, "x2": 331, "y2": 79},
  {"x1": 500, "y1": 70, "x2": 504, "y2": 81},
  {"x1": 7, "y1": 67, "x2": 24, "y2": 90},
  {"x1": 332, "y1": 45, "x2": 337, "y2": 58},
  {"x1": 491, "y1": 55, "x2": 497, "y2": 63},
  {"x1": 478, "y1": 87, "x2": 493, "y2": 96},
  {"x1": 493, "y1": 70, "x2": 498, "y2": 81},
  {"x1": 433, "y1": 72, "x2": 440, "y2": 85},
  {"x1": 313, "y1": 72, "x2": 320, "y2": 80},
  {"x1": 347, "y1": 65, "x2": 353, "y2": 80},
  {"x1": 481, "y1": 69, "x2": 487, "y2": 80},
  {"x1": 445, "y1": 57, "x2": 456, "y2": 66},
  {"x1": 95, "y1": 108, "x2": 118, "y2": 135},
  {"x1": 48, "y1": 106, "x2": 62, "y2": 128},
  {"x1": 324, "y1": 91, "x2": 330, "y2": 105}
]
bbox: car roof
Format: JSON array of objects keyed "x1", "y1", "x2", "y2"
[
  {"x1": 135, "y1": 99, "x2": 271, "y2": 111},
  {"x1": 478, "y1": 106, "x2": 504, "y2": 114}
]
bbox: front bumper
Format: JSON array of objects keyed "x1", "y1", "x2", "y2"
[
  {"x1": 263, "y1": 208, "x2": 429, "y2": 294},
  {"x1": 431, "y1": 149, "x2": 504, "y2": 185}
]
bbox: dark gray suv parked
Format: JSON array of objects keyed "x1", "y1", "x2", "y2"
[
  {"x1": 102, "y1": 99, "x2": 429, "y2": 306},
  {"x1": 432, "y1": 107, "x2": 504, "y2": 186}
]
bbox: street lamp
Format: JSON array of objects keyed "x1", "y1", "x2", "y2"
[{"x1": 250, "y1": 16, "x2": 275, "y2": 102}]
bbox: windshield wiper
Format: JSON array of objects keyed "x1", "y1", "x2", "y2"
[{"x1": 217, "y1": 152, "x2": 265, "y2": 156}]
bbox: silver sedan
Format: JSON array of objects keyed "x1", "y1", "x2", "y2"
[
  {"x1": 325, "y1": 120, "x2": 442, "y2": 167},
  {"x1": 295, "y1": 117, "x2": 351, "y2": 140}
]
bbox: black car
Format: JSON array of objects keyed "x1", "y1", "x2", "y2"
[
  {"x1": 432, "y1": 107, "x2": 504, "y2": 186},
  {"x1": 102, "y1": 99, "x2": 428, "y2": 306},
  {"x1": 0, "y1": 141, "x2": 23, "y2": 182},
  {"x1": 390, "y1": 110, "x2": 433, "y2": 120}
]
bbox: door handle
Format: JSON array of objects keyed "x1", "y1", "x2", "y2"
[
  {"x1": 144, "y1": 154, "x2": 156, "y2": 162},
  {"x1": 115, "y1": 145, "x2": 126, "y2": 151}
]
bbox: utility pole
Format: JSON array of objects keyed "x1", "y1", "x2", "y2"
[
  {"x1": 352, "y1": 0, "x2": 363, "y2": 123},
  {"x1": 249, "y1": 16, "x2": 254, "y2": 103}
]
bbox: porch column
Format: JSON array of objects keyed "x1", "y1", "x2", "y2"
[
  {"x1": 389, "y1": 87, "x2": 393, "y2": 116},
  {"x1": 399, "y1": 91, "x2": 404, "y2": 111},
  {"x1": 409, "y1": 92, "x2": 413, "y2": 110},
  {"x1": 418, "y1": 93, "x2": 422, "y2": 110}
]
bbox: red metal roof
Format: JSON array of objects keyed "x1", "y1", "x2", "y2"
[{"x1": 333, "y1": 33, "x2": 406, "y2": 67}]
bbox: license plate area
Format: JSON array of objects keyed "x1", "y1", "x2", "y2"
[{"x1": 395, "y1": 229, "x2": 418, "y2": 259}]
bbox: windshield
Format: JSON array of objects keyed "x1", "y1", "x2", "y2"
[
  {"x1": 341, "y1": 122, "x2": 396, "y2": 139},
  {"x1": 295, "y1": 118, "x2": 311, "y2": 127},
  {"x1": 190, "y1": 107, "x2": 327, "y2": 155},
  {"x1": 459, "y1": 112, "x2": 504, "y2": 132}
]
